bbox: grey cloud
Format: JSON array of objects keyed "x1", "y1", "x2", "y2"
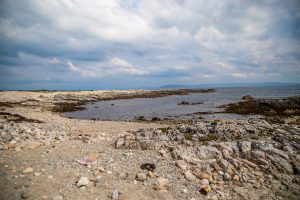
[{"x1": 0, "y1": 0, "x2": 300, "y2": 90}]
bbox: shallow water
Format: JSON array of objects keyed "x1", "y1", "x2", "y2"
[{"x1": 63, "y1": 85, "x2": 300, "y2": 120}]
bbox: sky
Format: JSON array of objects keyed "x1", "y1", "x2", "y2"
[{"x1": 0, "y1": 0, "x2": 300, "y2": 90}]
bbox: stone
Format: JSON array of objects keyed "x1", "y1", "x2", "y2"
[
  {"x1": 195, "y1": 172, "x2": 212, "y2": 181},
  {"x1": 267, "y1": 174, "x2": 273, "y2": 179},
  {"x1": 51, "y1": 195, "x2": 63, "y2": 200},
  {"x1": 293, "y1": 161, "x2": 300, "y2": 175},
  {"x1": 256, "y1": 143, "x2": 273, "y2": 152},
  {"x1": 196, "y1": 146, "x2": 222, "y2": 159},
  {"x1": 155, "y1": 178, "x2": 169, "y2": 191},
  {"x1": 244, "y1": 125, "x2": 257, "y2": 134},
  {"x1": 20, "y1": 190, "x2": 29, "y2": 199},
  {"x1": 211, "y1": 195, "x2": 218, "y2": 200},
  {"x1": 115, "y1": 137, "x2": 125, "y2": 148},
  {"x1": 242, "y1": 159, "x2": 258, "y2": 168},
  {"x1": 176, "y1": 160, "x2": 187, "y2": 170},
  {"x1": 242, "y1": 95, "x2": 254, "y2": 100},
  {"x1": 270, "y1": 148, "x2": 289, "y2": 160},
  {"x1": 95, "y1": 175, "x2": 102, "y2": 182},
  {"x1": 184, "y1": 170, "x2": 196, "y2": 181},
  {"x1": 140, "y1": 163, "x2": 156, "y2": 171},
  {"x1": 283, "y1": 146, "x2": 294, "y2": 156},
  {"x1": 15, "y1": 146, "x2": 21, "y2": 151},
  {"x1": 225, "y1": 156, "x2": 240, "y2": 169},
  {"x1": 280, "y1": 185, "x2": 288, "y2": 191},
  {"x1": 233, "y1": 175, "x2": 240, "y2": 183},
  {"x1": 251, "y1": 150, "x2": 265, "y2": 159},
  {"x1": 199, "y1": 179, "x2": 209, "y2": 185},
  {"x1": 218, "y1": 171, "x2": 224, "y2": 176},
  {"x1": 98, "y1": 166, "x2": 105, "y2": 172},
  {"x1": 34, "y1": 172, "x2": 41, "y2": 176},
  {"x1": 266, "y1": 154, "x2": 293, "y2": 174},
  {"x1": 200, "y1": 185, "x2": 211, "y2": 195},
  {"x1": 239, "y1": 141, "x2": 251, "y2": 153},
  {"x1": 157, "y1": 178, "x2": 169, "y2": 186},
  {"x1": 77, "y1": 177, "x2": 89, "y2": 187},
  {"x1": 210, "y1": 184, "x2": 217, "y2": 191},
  {"x1": 223, "y1": 173, "x2": 231, "y2": 181},
  {"x1": 22, "y1": 167, "x2": 33, "y2": 174},
  {"x1": 248, "y1": 179, "x2": 256, "y2": 184},
  {"x1": 218, "y1": 159, "x2": 230, "y2": 171},
  {"x1": 136, "y1": 173, "x2": 147, "y2": 181},
  {"x1": 296, "y1": 155, "x2": 300, "y2": 161},
  {"x1": 93, "y1": 170, "x2": 100, "y2": 176},
  {"x1": 254, "y1": 171, "x2": 263, "y2": 178},
  {"x1": 111, "y1": 189, "x2": 118, "y2": 200}
]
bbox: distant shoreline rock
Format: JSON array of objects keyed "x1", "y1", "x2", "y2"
[{"x1": 223, "y1": 96, "x2": 300, "y2": 116}]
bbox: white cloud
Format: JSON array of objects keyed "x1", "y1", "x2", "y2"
[
  {"x1": 67, "y1": 61, "x2": 80, "y2": 71},
  {"x1": 110, "y1": 57, "x2": 148, "y2": 75},
  {"x1": 66, "y1": 57, "x2": 153, "y2": 78}
]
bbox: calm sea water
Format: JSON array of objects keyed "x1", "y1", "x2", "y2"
[{"x1": 63, "y1": 85, "x2": 300, "y2": 120}]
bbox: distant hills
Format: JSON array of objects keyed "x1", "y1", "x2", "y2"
[{"x1": 160, "y1": 82, "x2": 300, "y2": 89}]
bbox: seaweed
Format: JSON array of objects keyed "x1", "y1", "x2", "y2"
[
  {"x1": 0, "y1": 112, "x2": 43, "y2": 123},
  {"x1": 224, "y1": 96, "x2": 300, "y2": 116},
  {"x1": 151, "y1": 117, "x2": 161, "y2": 122},
  {"x1": 51, "y1": 101, "x2": 87, "y2": 112},
  {"x1": 184, "y1": 132, "x2": 194, "y2": 141}
]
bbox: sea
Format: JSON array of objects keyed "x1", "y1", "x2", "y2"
[{"x1": 62, "y1": 85, "x2": 300, "y2": 120}]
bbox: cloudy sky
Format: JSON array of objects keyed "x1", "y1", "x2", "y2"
[{"x1": 0, "y1": 0, "x2": 300, "y2": 90}]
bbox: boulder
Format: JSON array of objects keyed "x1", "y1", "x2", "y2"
[{"x1": 196, "y1": 146, "x2": 222, "y2": 160}]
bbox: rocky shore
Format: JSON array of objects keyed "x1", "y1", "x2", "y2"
[
  {"x1": 223, "y1": 96, "x2": 300, "y2": 116},
  {"x1": 0, "y1": 90, "x2": 299, "y2": 200},
  {"x1": 115, "y1": 117, "x2": 300, "y2": 199}
]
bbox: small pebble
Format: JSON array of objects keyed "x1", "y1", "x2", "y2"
[
  {"x1": 111, "y1": 189, "x2": 118, "y2": 200},
  {"x1": 51, "y1": 195, "x2": 63, "y2": 200},
  {"x1": 77, "y1": 177, "x2": 90, "y2": 187},
  {"x1": 200, "y1": 179, "x2": 209, "y2": 185},
  {"x1": 22, "y1": 167, "x2": 34, "y2": 174},
  {"x1": 136, "y1": 173, "x2": 147, "y2": 181}
]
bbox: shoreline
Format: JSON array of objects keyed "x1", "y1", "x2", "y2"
[{"x1": 0, "y1": 88, "x2": 216, "y2": 113}]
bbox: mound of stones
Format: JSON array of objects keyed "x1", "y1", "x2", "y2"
[
  {"x1": 115, "y1": 118, "x2": 300, "y2": 199},
  {"x1": 0, "y1": 115, "x2": 92, "y2": 151}
]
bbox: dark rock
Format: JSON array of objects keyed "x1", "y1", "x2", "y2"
[
  {"x1": 135, "y1": 116, "x2": 146, "y2": 121},
  {"x1": 242, "y1": 95, "x2": 254, "y2": 100},
  {"x1": 292, "y1": 161, "x2": 300, "y2": 175},
  {"x1": 140, "y1": 163, "x2": 156, "y2": 171},
  {"x1": 20, "y1": 190, "x2": 29, "y2": 199},
  {"x1": 151, "y1": 117, "x2": 161, "y2": 122},
  {"x1": 178, "y1": 101, "x2": 190, "y2": 105}
]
